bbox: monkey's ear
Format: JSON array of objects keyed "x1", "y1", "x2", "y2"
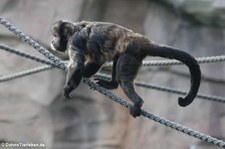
[
  {"x1": 53, "y1": 20, "x2": 63, "y2": 29},
  {"x1": 56, "y1": 20, "x2": 63, "y2": 25}
]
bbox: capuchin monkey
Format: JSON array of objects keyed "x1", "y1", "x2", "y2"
[{"x1": 50, "y1": 20, "x2": 201, "y2": 117}]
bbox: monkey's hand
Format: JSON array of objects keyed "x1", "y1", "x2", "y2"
[
  {"x1": 94, "y1": 78, "x2": 118, "y2": 89},
  {"x1": 64, "y1": 85, "x2": 73, "y2": 99},
  {"x1": 130, "y1": 106, "x2": 142, "y2": 118}
]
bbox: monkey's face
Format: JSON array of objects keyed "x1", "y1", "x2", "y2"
[{"x1": 51, "y1": 20, "x2": 75, "y2": 52}]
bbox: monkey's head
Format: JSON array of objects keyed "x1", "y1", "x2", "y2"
[{"x1": 51, "y1": 20, "x2": 75, "y2": 52}]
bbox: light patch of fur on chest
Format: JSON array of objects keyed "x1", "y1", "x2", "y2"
[{"x1": 84, "y1": 54, "x2": 92, "y2": 62}]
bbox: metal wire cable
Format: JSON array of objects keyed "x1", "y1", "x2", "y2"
[
  {"x1": 1, "y1": 16, "x2": 225, "y2": 148},
  {"x1": 0, "y1": 65, "x2": 53, "y2": 82}
]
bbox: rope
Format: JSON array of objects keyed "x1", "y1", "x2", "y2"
[
  {"x1": 0, "y1": 44, "x2": 62, "y2": 68},
  {"x1": 104, "y1": 55, "x2": 225, "y2": 67},
  {"x1": 95, "y1": 73, "x2": 225, "y2": 103},
  {"x1": 0, "y1": 65, "x2": 53, "y2": 82},
  {"x1": 142, "y1": 56, "x2": 225, "y2": 66},
  {"x1": 1, "y1": 16, "x2": 225, "y2": 148},
  {"x1": 0, "y1": 17, "x2": 67, "y2": 71},
  {"x1": 83, "y1": 78, "x2": 225, "y2": 148}
]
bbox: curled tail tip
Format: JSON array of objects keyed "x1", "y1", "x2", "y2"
[{"x1": 178, "y1": 97, "x2": 194, "y2": 107}]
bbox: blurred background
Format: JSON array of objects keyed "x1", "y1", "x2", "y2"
[{"x1": 0, "y1": 0, "x2": 225, "y2": 149}]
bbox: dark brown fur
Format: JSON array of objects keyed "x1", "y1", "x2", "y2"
[{"x1": 50, "y1": 20, "x2": 201, "y2": 117}]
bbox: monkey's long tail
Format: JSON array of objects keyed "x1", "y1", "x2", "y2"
[{"x1": 144, "y1": 44, "x2": 201, "y2": 107}]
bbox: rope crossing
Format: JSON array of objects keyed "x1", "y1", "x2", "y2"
[{"x1": 1, "y1": 16, "x2": 225, "y2": 148}]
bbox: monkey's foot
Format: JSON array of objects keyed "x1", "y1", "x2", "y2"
[
  {"x1": 130, "y1": 106, "x2": 142, "y2": 118},
  {"x1": 94, "y1": 78, "x2": 118, "y2": 89}
]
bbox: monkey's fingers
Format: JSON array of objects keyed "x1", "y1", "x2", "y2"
[
  {"x1": 64, "y1": 86, "x2": 73, "y2": 99},
  {"x1": 64, "y1": 92, "x2": 72, "y2": 99},
  {"x1": 130, "y1": 106, "x2": 142, "y2": 118}
]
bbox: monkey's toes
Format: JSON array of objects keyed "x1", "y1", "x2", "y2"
[
  {"x1": 94, "y1": 78, "x2": 108, "y2": 87},
  {"x1": 94, "y1": 78, "x2": 118, "y2": 89}
]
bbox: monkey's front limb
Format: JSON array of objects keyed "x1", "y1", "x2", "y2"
[
  {"x1": 64, "y1": 64, "x2": 84, "y2": 98},
  {"x1": 64, "y1": 50, "x2": 85, "y2": 98}
]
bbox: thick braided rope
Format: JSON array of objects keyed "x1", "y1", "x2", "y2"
[
  {"x1": 103, "y1": 54, "x2": 225, "y2": 67},
  {"x1": 0, "y1": 17, "x2": 67, "y2": 71},
  {"x1": 0, "y1": 65, "x2": 53, "y2": 82},
  {"x1": 1, "y1": 17, "x2": 225, "y2": 148},
  {"x1": 104, "y1": 56, "x2": 225, "y2": 67},
  {"x1": 0, "y1": 44, "x2": 61, "y2": 68},
  {"x1": 105, "y1": 55, "x2": 225, "y2": 67},
  {"x1": 83, "y1": 78, "x2": 225, "y2": 148},
  {"x1": 142, "y1": 56, "x2": 225, "y2": 66},
  {"x1": 95, "y1": 73, "x2": 225, "y2": 103}
]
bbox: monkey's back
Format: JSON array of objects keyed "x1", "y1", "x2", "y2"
[{"x1": 87, "y1": 22, "x2": 148, "y2": 60}]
